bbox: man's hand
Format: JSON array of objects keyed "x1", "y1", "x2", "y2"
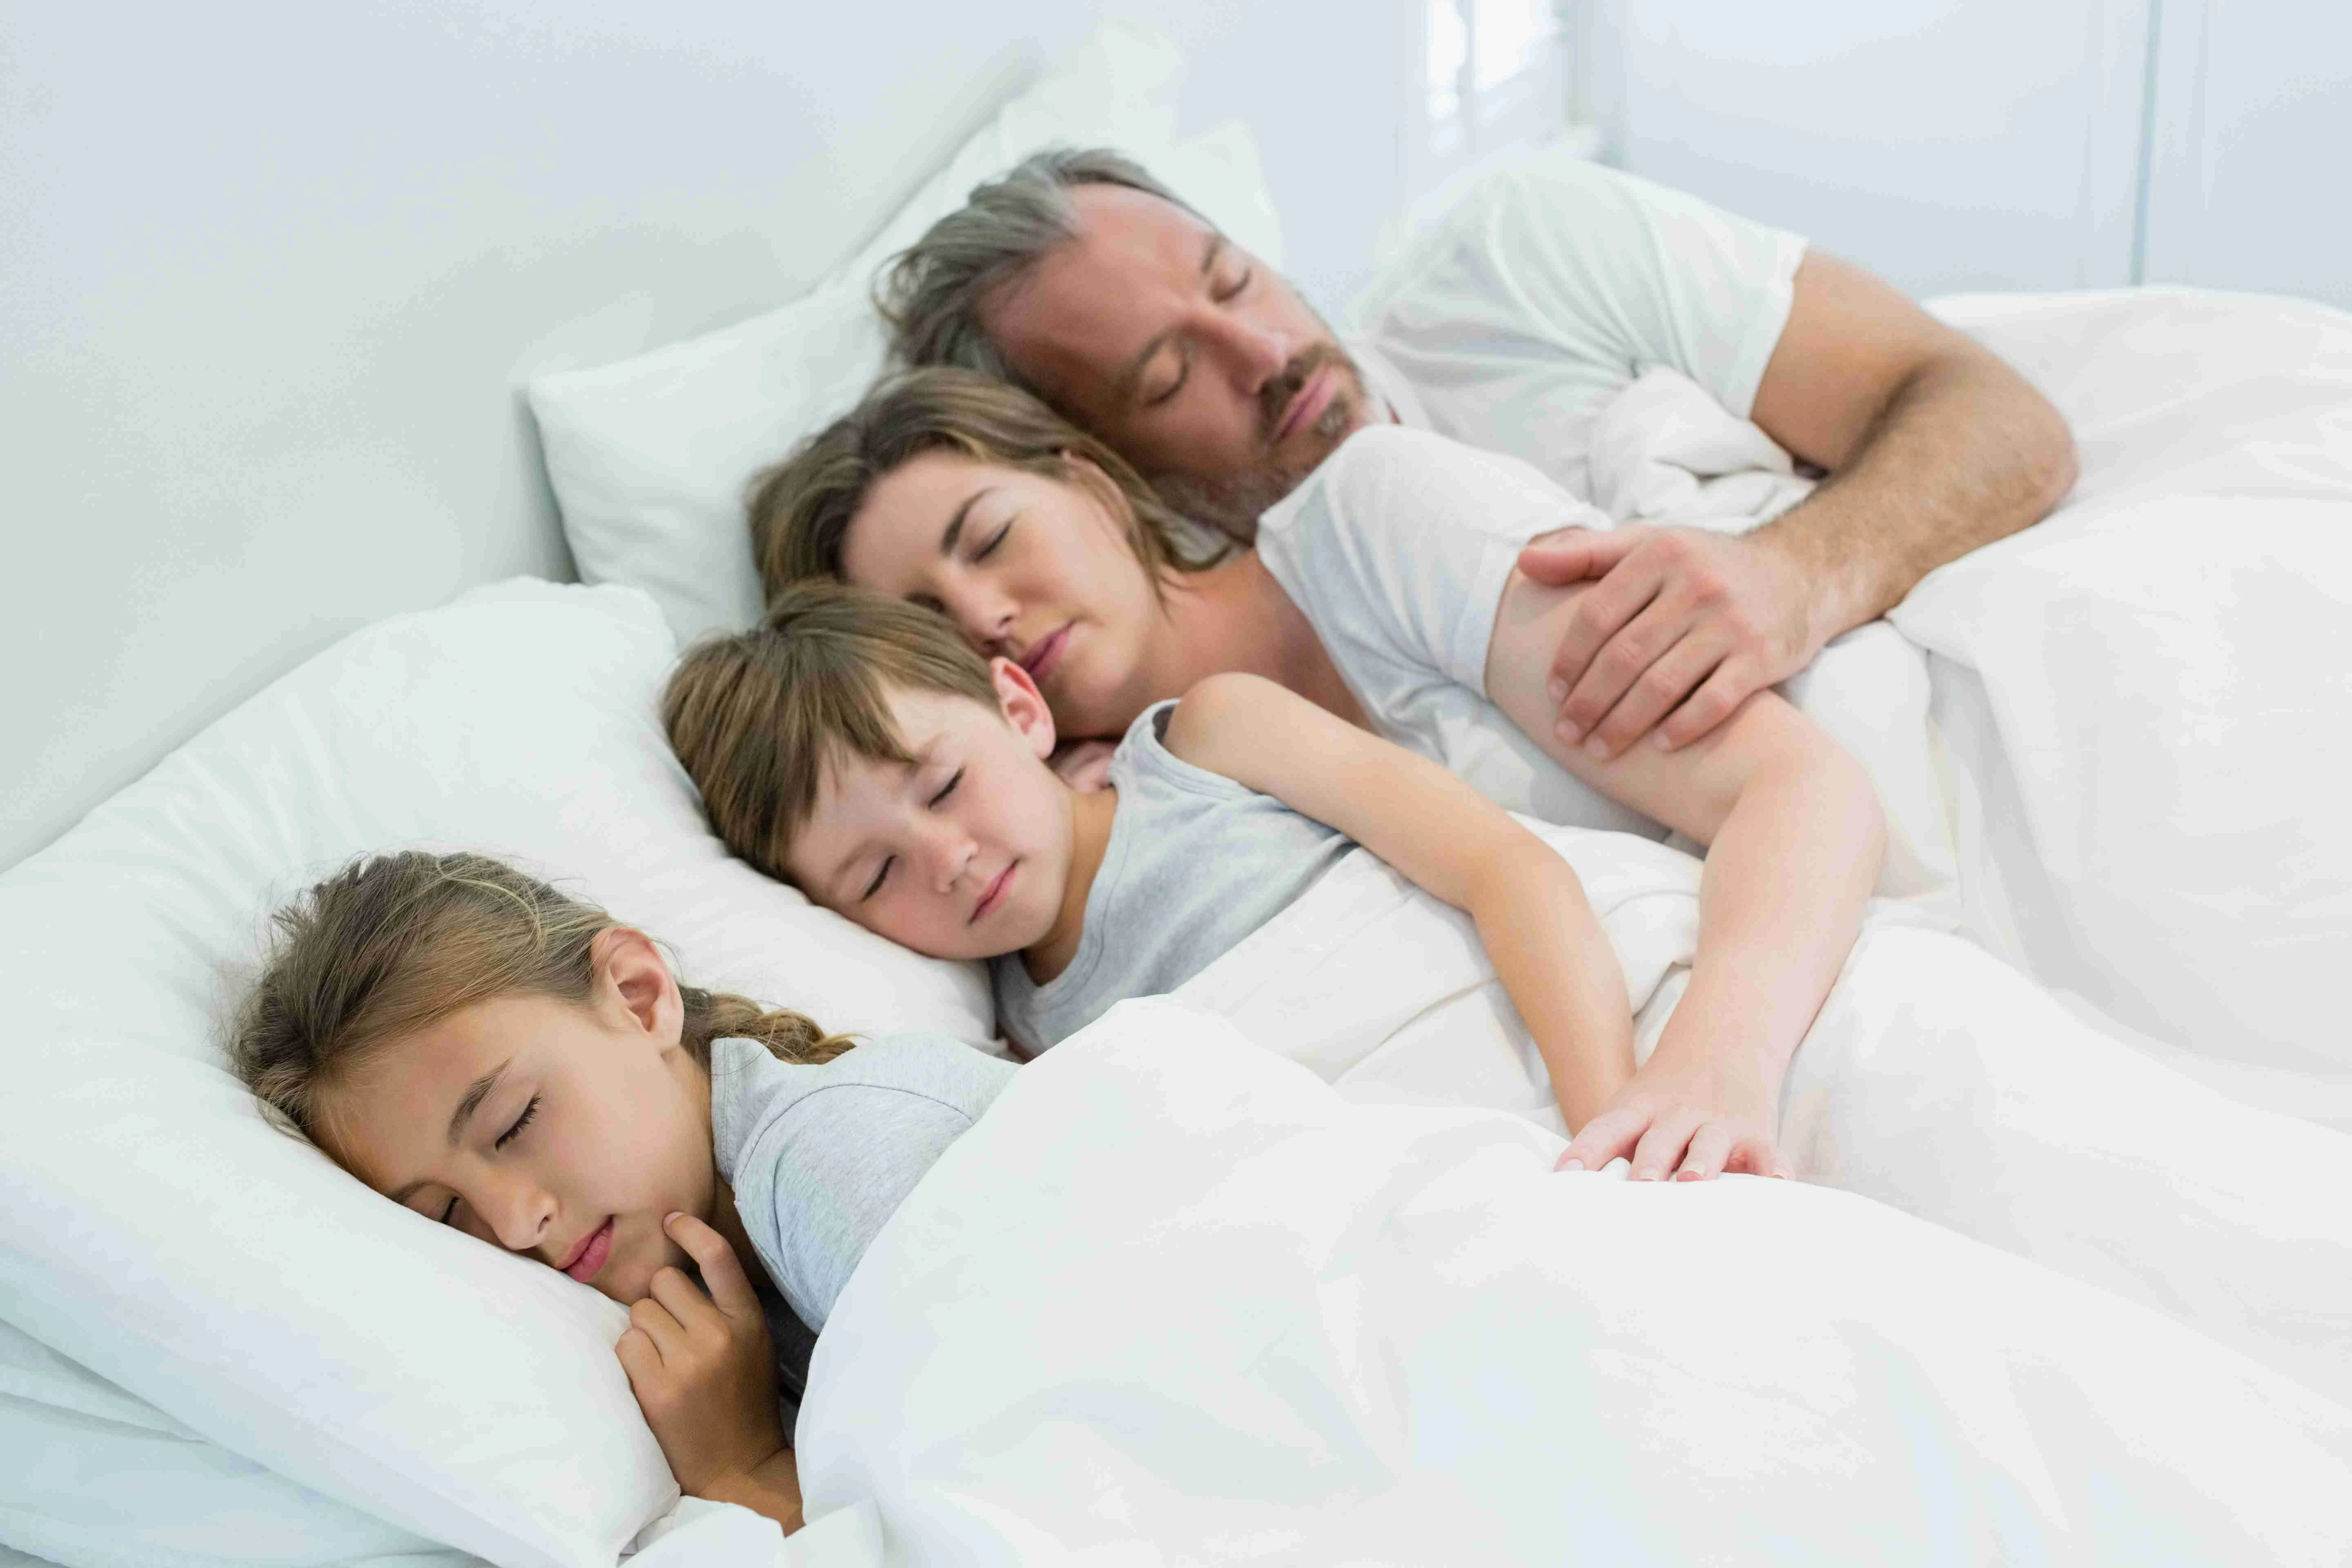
[
  {"x1": 615, "y1": 1213, "x2": 788, "y2": 1501},
  {"x1": 1518, "y1": 526, "x2": 1818, "y2": 759},
  {"x1": 1554, "y1": 1049, "x2": 1791, "y2": 1183}
]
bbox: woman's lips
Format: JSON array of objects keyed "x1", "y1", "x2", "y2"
[
  {"x1": 971, "y1": 863, "x2": 1015, "y2": 924},
  {"x1": 1020, "y1": 624, "x2": 1071, "y2": 684},
  {"x1": 1275, "y1": 363, "x2": 1338, "y2": 444},
  {"x1": 561, "y1": 1217, "x2": 615, "y2": 1283}
]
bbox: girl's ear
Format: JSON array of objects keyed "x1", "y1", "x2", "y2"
[
  {"x1": 990, "y1": 656, "x2": 1058, "y2": 760},
  {"x1": 590, "y1": 927, "x2": 683, "y2": 1049}
]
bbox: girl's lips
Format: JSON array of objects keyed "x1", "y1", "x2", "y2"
[
  {"x1": 562, "y1": 1217, "x2": 615, "y2": 1283},
  {"x1": 1020, "y1": 624, "x2": 1071, "y2": 684},
  {"x1": 971, "y1": 862, "x2": 1015, "y2": 924}
]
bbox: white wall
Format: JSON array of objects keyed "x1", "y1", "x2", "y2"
[{"x1": 0, "y1": 1, "x2": 1423, "y2": 871}]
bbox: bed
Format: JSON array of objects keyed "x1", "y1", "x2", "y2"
[{"x1": 4, "y1": 22, "x2": 2350, "y2": 1568}]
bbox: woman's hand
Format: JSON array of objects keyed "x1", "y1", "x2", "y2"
[
  {"x1": 615, "y1": 1213, "x2": 788, "y2": 1502},
  {"x1": 1555, "y1": 1050, "x2": 1793, "y2": 1183}
]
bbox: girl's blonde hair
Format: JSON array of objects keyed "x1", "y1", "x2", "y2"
[
  {"x1": 232, "y1": 851, "x2": 850, "y2": 1147},
  {"x1": 748, "y1": 365, "x2": 1222, "y2": 604},
  {"x1": 665, "y1": 580, "x2": 999, "y2": 884}
]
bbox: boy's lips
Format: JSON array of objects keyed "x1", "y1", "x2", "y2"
[
  {"x1": 560, "y1": 1216, "x2": 615, "y2": 1282},
  {"x1": 971, "y1": 862, "x2": 1016, "y2": 924}
]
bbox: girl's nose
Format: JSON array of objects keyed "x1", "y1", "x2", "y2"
[{"x1": 483, "y1": 1176, "x2": 555, "y2": 1255}]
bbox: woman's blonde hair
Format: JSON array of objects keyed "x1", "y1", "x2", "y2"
[
  {"x1": 232, "y1": 851, "x2": 850, "y2": 1149},
  {"x1": 664, "y1": 580, "x2": 999, "y2": 884},
  {"x1": 748, "y1": 366, "x2": 1221, "y2": 605}
]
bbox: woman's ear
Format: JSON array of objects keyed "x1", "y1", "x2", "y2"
[
  {"x1": 990, "y1": 656, "x2": 1059, "y2": 760},
  {"x1": 590, "y1": 927, "x2": 683, "y2": 1050}
]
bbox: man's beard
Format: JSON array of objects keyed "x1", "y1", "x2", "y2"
[{"x1": 1152, "y1": 343, "x2": 1371, "y2": 543}]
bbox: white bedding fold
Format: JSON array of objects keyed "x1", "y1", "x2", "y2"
[{"x1": 797, "y1": 1000, "x2": 2352, "y2": 1565}]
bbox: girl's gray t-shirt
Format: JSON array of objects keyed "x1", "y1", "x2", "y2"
[
  {"x1": 989, "y1": 701, "x2": 1359, "y2": 1052},
  {"x1": 709, "y1": 1032, "x2": 1015, "y2": 1347}
]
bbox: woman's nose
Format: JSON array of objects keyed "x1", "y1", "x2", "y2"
[{"x1": 940, "y1": 581, "x2": 1017, "y2": 655}]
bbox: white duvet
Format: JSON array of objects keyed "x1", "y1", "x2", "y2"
[
  {"x1": 797, "y1": 998, "x2": 2352, "y2": 1564},
  {"x1": 1579, "y1": 288, "x2": 2352, "y2": 1115}
]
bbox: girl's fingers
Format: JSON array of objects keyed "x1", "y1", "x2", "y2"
[
  {"x1": 647, "y1": 1263, "x2": 720, "y2": 1335},
  {"x1": 663, "y1": 1212, "x2": 763, "y2": 1319},
  {"x1": 1628, "y1": 1118, "x2": 1697, "y2": 1183},
  {"x1": 1558, "y1": 1107, "x2": 1648, "y2": 1172},
  {"x1": 628, "y1": 1296, "x2": 687, "y2": 1361},
  {"x1": 615, "y1": 1324, "x2": 662, "y2": 1381},
  {"x1": 1673, "y1": 1123, "x2": 1734, "y2": 1182}
]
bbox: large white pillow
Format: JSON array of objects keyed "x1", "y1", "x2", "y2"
[
  {"x1": 0, "y1": 579, "x2": 988, "y2": 1568},
  {"x1": 529, "y1": 22, "x2": 1284, "y2": 646}
]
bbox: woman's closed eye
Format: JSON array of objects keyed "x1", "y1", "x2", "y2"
[{"x1": 972, "y1": 520, "x2": 1011, "y2": 561}]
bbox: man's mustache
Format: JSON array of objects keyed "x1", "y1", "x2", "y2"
[{"x1": 1257, "y1": 345, "x2": 1355, "y2": 445}]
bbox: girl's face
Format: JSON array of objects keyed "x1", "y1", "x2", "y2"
[
  {"x1": 322, "y1": 929, "x2": 713, "y2": 1307},
  {"x1": 839, "y1": 450, "x2": 1163, "y2": 739},
  {"x1": 785, "y1": 660, "x2": 1075, "y2": 962}
]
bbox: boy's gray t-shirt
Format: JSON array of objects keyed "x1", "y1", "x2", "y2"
[
  {"x1": 709, "y1": 1032, "x2": 1015, "y2": 1348},
  {"x1": 989, "y1": 701, "x2": 1358, "y2": 1052}
]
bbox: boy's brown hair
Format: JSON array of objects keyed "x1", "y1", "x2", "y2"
[{"x1": 664, "y1": 580, "x2": 1000, "y2": 884}]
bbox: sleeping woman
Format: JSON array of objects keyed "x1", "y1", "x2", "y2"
[{"x1": 743, "y1": 368, "x2": 2352, "y2": 1403}]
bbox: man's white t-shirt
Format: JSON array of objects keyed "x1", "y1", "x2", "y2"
[
  {"x1": 1256, "y1": 423, "x2": 1662, "y2": 840},
  {"x1": 1345, "y1": 146, "x2": 1806, "y2": 499}
]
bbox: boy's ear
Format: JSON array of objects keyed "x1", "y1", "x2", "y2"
[
  {"x1": 590, "y1": 927, "x2": 683, "y2": 1049},
  {"x1": 990, "y1": 656, "x2": 1058, "y2": 760}
]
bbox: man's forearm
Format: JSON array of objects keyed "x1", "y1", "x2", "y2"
[{"x1": 1757, "y1": 351, "x2": 2077, "y2": 648}]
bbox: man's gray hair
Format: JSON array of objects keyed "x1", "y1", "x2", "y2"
[{"x1": 877, "y1": 146, "x2": 1203, "y2": 386}]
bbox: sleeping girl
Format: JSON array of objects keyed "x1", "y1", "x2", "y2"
[
  {"x1": 229, "y1": 849, "x2": 1013, "y2": 1534},
  {"x1": 226, "y1": 851, "x2": 2352, "y2": 1561}
]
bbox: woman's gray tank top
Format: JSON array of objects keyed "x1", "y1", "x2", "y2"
[{"x1": 989, "y1": 700, "x2": 1356, "y2": 1051}]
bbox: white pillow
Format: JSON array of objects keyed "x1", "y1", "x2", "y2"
[
  {"x1": 529, "y1": 24, "x2": 1284, "y2": 646},
  {"x1": 0, "y1": 579, "x2": 989, "y2": 1568}
]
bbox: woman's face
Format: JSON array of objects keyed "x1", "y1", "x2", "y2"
[
  {"x1": 839, "y1": 450, "x2": 1163, "y2": 738},
  {"x1": 321, "y1": 930, "x2": 714, "y2": 1307}
]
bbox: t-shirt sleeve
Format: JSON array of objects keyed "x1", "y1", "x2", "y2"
[
  {"x1": 1270, "y1": 426, "x2": 1613, "y2": 696},
  {"x1": 1383, "y1": 148, "x2": 1805, "y2": 421},
  {"x1": 730, "y1": 1034, "x2": 1015, "y2": 1331}
]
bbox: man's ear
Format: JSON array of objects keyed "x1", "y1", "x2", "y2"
[
  {"x1": 589, "y1": 927, "x2": 683, "y2": 1050},
  {"x1": 990, "y1": 656, "x2": 1059, "y2": 760}
]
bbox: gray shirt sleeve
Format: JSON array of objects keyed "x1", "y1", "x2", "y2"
[{"x1": 711, "y1": 1033, "x2": 1016, "y2": 1332}]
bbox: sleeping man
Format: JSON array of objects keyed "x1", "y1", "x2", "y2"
[{"x1": 875, "y1": 142, "x2": 2080, "y2": 762}]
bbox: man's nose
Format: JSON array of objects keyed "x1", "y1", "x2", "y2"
[{"x1": 1196, "y1": 305, "x2": 1290, "y2": 392}]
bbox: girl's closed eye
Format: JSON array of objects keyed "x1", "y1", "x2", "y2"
[
  {"x1": 494, "y1": 1094, "x2": 540, "y2": 1152},
  {"x1": 930, "y1": 767, "x2": 964, "y2": 807},
  {"x1": 861, "y1": 855, "x2": 895, "y2": 902},
  {"x1": 973, "y1": 520, "x2": 1011, "y2": 561}
]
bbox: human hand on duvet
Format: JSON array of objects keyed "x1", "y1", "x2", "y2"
[
  {"x1": 616, "y1": 1212, "x2": 803, "y2": 1531},
  {"x1": 1517, "y1": 524, "x2": 1817, "y2": 759},
  {"x1": 1552, "y1": 1047, "x2": 1793, "y2": 1183}
]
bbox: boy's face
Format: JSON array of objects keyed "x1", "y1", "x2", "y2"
[{"x1": 787, "y1": 661, "x2": 1075, "y2": 961}]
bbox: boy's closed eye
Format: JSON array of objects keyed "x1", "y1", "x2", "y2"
[{"x1": 857, "y1": 768, "x2": 963, "y2": 901}]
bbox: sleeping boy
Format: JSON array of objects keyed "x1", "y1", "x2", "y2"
[{"x1": 664, "y1": 580, "x2": 1880, "y2": 1181}]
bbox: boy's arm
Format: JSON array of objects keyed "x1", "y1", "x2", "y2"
[
  {"x1": 1484, "y1": 562, "x2": 1886, "y2": 1180},
  {"x1": 1162, "y1": 674, "x2": 1637, "y2": 1128}
]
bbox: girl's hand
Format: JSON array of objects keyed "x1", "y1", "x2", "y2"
[
  {"x1": 1555, "y1": 1053, "x2": 1793, "y2": 1183},
  {"x1": 615, "y1": 1212, "x2": 787, "y2": 1499}
]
